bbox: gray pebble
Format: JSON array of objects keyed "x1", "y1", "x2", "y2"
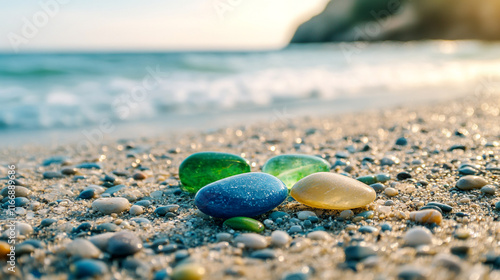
[
  {"x1": 43, "y1": 171, "x2": 63, "y2": 179},
  {"x1": 344, "y1": 245, "x2": 377, "y2": 262},
  {"x1": 250, "y1": 249, "x2": 277, "y2": 260},
  {"x1": 107, "y1": 231, "x2": 143, "y2": 256}
]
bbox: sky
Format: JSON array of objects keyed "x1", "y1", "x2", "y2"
[{"x1": 0, "y1": 0, "x2": 328, "y2": 52}]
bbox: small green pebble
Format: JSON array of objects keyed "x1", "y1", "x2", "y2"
[
  {"x1": 356, "y1": 175, "x2": 377, "y2": 185},
  {"x1": 223, "y1": 217, "x2": 264, "y2": 233},
  {"x1": 375, "y1": 173, "x2": 391, "y2": 182}
]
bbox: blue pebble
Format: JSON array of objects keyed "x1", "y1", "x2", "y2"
[
  {"x1": 380, "y1": 223, "x2": 392, "y2": 232},
  {"x1": 395, "y1": 137, "x2": 408, "y2": 146},
  {"x1": 42, "y1": 156, "x2": 68, "y2": 166},
  {"x1": 195, "y1": 173, "x2": 288, "y2": 219},
  {"x1": 103, "y1": 184, "x2": 126, "y2": 196},
  {"x1": 358, "y1": 226, "x2": 378, "y2": 234},
  {"x1": 269, "y1": 211, "x2": 289, "y2": 221},
  {"x1": 153, "y1": 269, "x2": 170, "y2": 280},
  {"x1": 72, "y1": 259, "x2": 108, "y2": 278},
  {"x1": 135, "y1": 200, "x2": 152, "y2": 207},
  {"x1": 3, "y1": 197, "x2": 29, "y2": 208},
  {"x1": 375, "y1": 173, "x2": 391, "y2": 182},
  {"x1": 76, "y1": 163, "x2": 102, "y2": 169},
  {"x1": 78, "y1": 189, "x2": 95, "y2": 199}
]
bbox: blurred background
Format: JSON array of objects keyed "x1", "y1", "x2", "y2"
[{"x1": 1, "y1": 0, "x2": 499, "y2": 146}]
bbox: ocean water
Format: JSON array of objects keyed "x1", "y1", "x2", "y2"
[{"x1": 1, "y1": 41, "x2": 500, "y2": 146}]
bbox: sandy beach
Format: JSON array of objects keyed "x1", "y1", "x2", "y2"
[{"x1": 1, "y1": 92, "x2": 500, "y2": 280}]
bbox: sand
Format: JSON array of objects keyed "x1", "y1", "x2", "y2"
[{"x1": 1, "y1": 93, "x2": 500, "y2": 279}]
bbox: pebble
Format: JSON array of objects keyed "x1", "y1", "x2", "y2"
[
  {"x1": 404, "y1": 227, "x2": 433, "y2": 247},
  {"x1": 223, "y1": 217, "x2": 264, "y2": 233},
  {"x1": 40, "y1": 218, "x2": 57, "y2": 227},
  {"x1": 171, "y1": 263, "x2": 206, "y2": 280},
  {"x1": 71, "y1": 259, "x2": 109, "y2": 278},
  {"x1": 92, "y1": 197, "x2": 131, "y2": 214},
  {"x1": 262, "y1": 154, "x2": 330, "y2": 188},
  {"x1": 357, "y1": 210, "x2": 374, "y2": 219},
  {"x1": 359, "y1": 226, "x2": 378, "y2": 234},
  {"x1": 88, "y1": 232, "x2": 114, "y2": 251},
  {"x1": 291, "y1": 172, "x2": 376, "y2": 210},
  {"x1": 103, "y1": 184, "x2": 126, "y2": 196},
  {"x1": 271, "y1": 230, "x2": 290, "y2": 247},
  {"x1": 195, "y1": 172, "x2": 287, "y2": 219},
  {"x1": 344, "y1": 245, "x2": 377, "y2": 262},
  {"x1": 179, "y1": 152, "x2": 250, "y2": 193},
  {"x1": 426, "y1": 202, "x2": 453, "y2": 213},
  {"x1": 384, "y1": 187, "x2": 399, "y2": 197},
  {"x1": 155, "y1": 205, "x2": 180, "y2": 216},
  {"x1": 129, "y1": 205, "x2": 145, "y2": 216},
  {"x1": 0, "y1": 186, "x2": 30, "y2": 198},
  {"x1": 433, "y1": 253, "x2": 462, "y2": 272},
  {"x1": 397, "y1": 266, "x2": 428, "y2": 280},
  {"x1": 450, "y1": 245, "x2": 470, "y2": 256},
  {"x1": 481, "y1": 185, "x2": 496, "y2": 195},
  {"x1": 397, "y1": 172, "x2": 412, "y2": 181},
  {"x1": 409, "y1": 209, "x2": 442, "y2": 224},
  {"x1": 381, "y1": 223, "x2": 392, "y2": 232},
  {"x1": 0, "y1": 241, "x2": 10, "y2": 260},
  {"x1": 297, "y1": 211, "x2": 316, "y2": 220},
  {"x1": 42, "y1": 156, "x2": 69, "y2": 166},
  {"x1": 456, "y1": 175, "x2": 488, "y2": 190},
  {"x1": 496, "y1": 201, "x2": 500, "y2": 211},
  {"x1": 78, "y1": 189, "x2": 96, "y2": 199},
  {"x1": 289, "y1": 225, "x2": 303, "y2": 233},
  {"x1": 307, "y1": 230, "x2": 330, "y2": 240},
  {"x1": 43, "y1": 171, "x2": 63, "y2": 179},
  {"x1": 339, "y1": 210, "x2": 354, "y2": 219},
  {"x1": 250, "y1": 249, "x2": 277, "y2": 259},
  {"x1": 66, "y1": 239, "x2": 101, "y2": 259},
  {"x1": 395, "y1": 137, "x2": 408, "y2": 146},
  {"x1": 61, "y1": 168, "x2": 78, "y2": 175},
  {"x1": 370, "y1": 183, "x2": 386, "y2": 192},
  {"x1": 15, "y1": 222, "x2": 33, "y2": 236},
  {"x1": 216, "y1": 233, "x2": 233, "y2": 242},
  {"x1": 106, "y1": 231, "x2": 143, "y2": 257},
  {"x1": 76, "y1": 162, "x2": 102, "y2": 169},
  {"x1": 132, "y1": 172, "x2": 147, "y2": 180},
  {"x1": 234, "y1": 233, "x2": 268, "y2": 249}
]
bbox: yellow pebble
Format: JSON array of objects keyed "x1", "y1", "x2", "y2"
[
  {"x1": 290, "y1": 172, "x2": 376, "y2": 210},
  {"x1": 0, "y1": 241, "x2": 10, "y2": 260},
  {"x1": 172, "y1": 263, "x2": 206, "y2": 280},
  {"x1": 409, "y1": 209, "x2": 442, "y2": 224},
  {"x1": 384, "y1": 187, "x2": 399, "y2": 197}
]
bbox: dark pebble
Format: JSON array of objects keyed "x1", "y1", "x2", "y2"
[
  {"x1": 426, "y1": 202, "x2": 453, "y2": 213},
  {"x1": 250, "y1": 249, "x2": 277, "y2": 260},
  {"x1": 153, "y1": 269, "x2": 170, "y2": 280},
  {"x1": 73, "y1": 222, "x2": 93, "y2": 233},
  {"x1": 61, "y1": 168, "x2": 78, "y2": 176},
  {"x1": 419, "y1": 205, "x2": 443, "y2": 214},
  {"x1": 397, "y1": 172, "x2": 412, "y2": 181},
  {"x1": 269, "y1": 211, "x2": 289, "y2": 221},
  {"x1": 397, "y1": 267, "x2": 427, "y2": 280},
  {"x1": 456, "y1": 212, "x2": 469, "y2": 217},
  {"x1": 450, "y1": 245, "x2": 470, "y2": 256},
  {"x1": 370, "y1": 183, "x2": 386, "y2": 192},
  {"x1": 458, "y1": 167, "x2": 478, "y2": 175},
  {"x1": 395, "y1": 137, "x2": 408, "y2": 146},
  {"x1": 174, "y1": 250, "x2": 190, "y2": 261},
  {"x1": 103, "y1": 174, "x2": 116, "y2": 183},
  {"x1": 107, "y1": 231, "x2": 143, "y2": 257},
  {"x1": 78, "y1": 189, "x2": 96, "y2": 200},
  {"x1": 495, "y1": 201, "x2": 500, "y2": 211},
  {"x1": 40, "y1": 218, "x2": 57, "y2": 227},
  {"x1": 448, "y1": 144, "x2": 466, "y2": 152},
  {"x1": 344, "y1": 245, "x2": 376, "y2": 262},
  {"x1": 282, "y1": 272, "x2": 309, "y2": 280},
  {"x1": 133, "y1": 172, "x2": 147, "y2": 180},
  {"x1": 21, "y1": 239, "x2": 44, "y2": 249}
]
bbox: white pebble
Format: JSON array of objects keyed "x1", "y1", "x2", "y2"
[
  {"x1": 92, "y1": 198, "x2": 130, "y2": 214},
  {"x1": 307, "y1": 230, "x2": 331, "y2": 241},
  {"x1": 271, "y1": 230, "x2": 290, "y2": 247},
  {"x1": 297, "y1": 211, "x2": 316, "y2": 220},
  {"x1": 129, "y1": 205, "x2": 144, "y2": 216},
  {"x1": 404, "y1": 227, "x2": 433, "y2": 247},
  {"x1": 234, "y1": 233, "x2": 268, "y2": 249},
  {"x1": 66, "y1": 239, "x2": 101, "y2": 259}
]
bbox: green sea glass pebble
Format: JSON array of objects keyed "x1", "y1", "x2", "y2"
[
  {"x1": 223, "y1": 217, "x2": 264, "y2": 233},
  {"x1": 262, "y1": 154, "x2": 330, "y2": 189},
  {"x1": 357, "y1": 173, "x2": 391, "y2": 185},
  {"x1": 179, "y1": 152, "x2": 250, "y2": 193}
]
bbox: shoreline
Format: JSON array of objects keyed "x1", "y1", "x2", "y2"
[{"x1": 1, "y1": 92, "x2": 500, "y2": 279}]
